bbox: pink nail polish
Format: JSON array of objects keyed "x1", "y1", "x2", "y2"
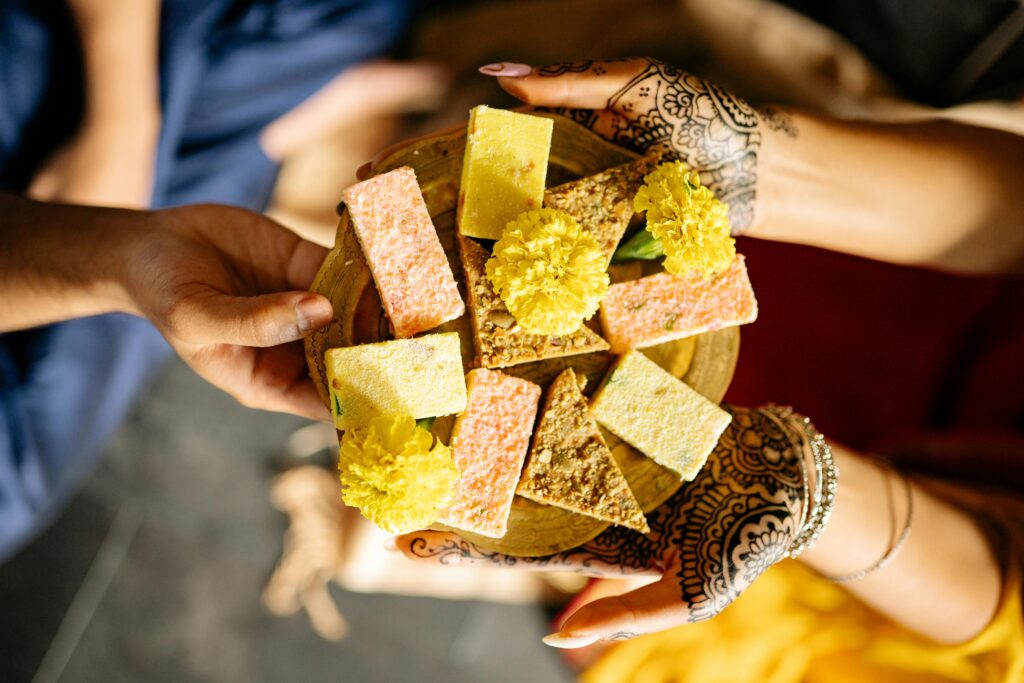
[{"x1": 478, "y1": 62, "x2": 532, "y2": 78}]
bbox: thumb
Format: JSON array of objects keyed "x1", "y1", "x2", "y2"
[
  {"x1": 167, "y1": 290, "x2": 333, "y2": 347},
  {"x1": 541, "y1": 573, "x2": 688, "y2": 648},
  {"x1": 482, "y1": 58, "x2": 649, "y2": 109}
]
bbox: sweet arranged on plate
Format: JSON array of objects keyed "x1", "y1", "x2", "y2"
[{"x1": 323, "y1": 106, "x2": 759, "y2": 538}]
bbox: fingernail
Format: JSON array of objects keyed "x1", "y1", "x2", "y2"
[
  {"x1": 383, "y1": 536, "x2": 398, "y2": 552},
  {"x1": 296, "y1": 296, "x2": 333, "y2": 334},
  {"x1": 355, "y1": 161, "x2": 373, "y2": 181},
  {"x1": 541, "y1": 632, "x2": 600, "y2": 649},
  {"x1": 478, "y1": 62, "x2": 532, "y2": 78}
]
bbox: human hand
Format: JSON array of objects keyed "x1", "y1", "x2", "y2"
[
  {"x1": 123, "y1": 204, "x2": 333, "y2": 420},
  {"x1": 479, "y1": 58, "x2": 782, "y2": 233},
  {"x1": 393, "y1": 405, "x2": 808, "y2": 646}
]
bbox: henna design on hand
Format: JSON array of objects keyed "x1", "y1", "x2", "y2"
[
  {"x1": 406, "y1": 406, "x2": 808, "y2": 626},
  {"x1": 758, "y1": 106, "x2": 799, "y2": 139},
  {"x1": 536, "y1": 58, "x2": 635, "y2": 78},
  {"x1": 665, "y1": 408, "x2": 804, "y2": 621},
  {"x1": 606, "y1": 631, "x2": 641, "y2": 641},
  {"x1": 407, "y1": 523, "x2": 655, "y2": 576},
  {"x1": 537, "y1": 58, "x2": 803, "y2": 233}
]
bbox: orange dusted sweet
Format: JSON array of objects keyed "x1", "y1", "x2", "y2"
[
  {"x1": 437, "y1": 369, "x2": 541, "y2": 538},
  {"x1": 342, "y1": 166, "x2": 464, "y2": 338},
  {"x1": 599, "y1": 255, "x2": 757, "y2": 353}
]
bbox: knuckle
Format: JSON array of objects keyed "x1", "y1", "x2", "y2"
[
  {"x1": 243, "y1": 313, "x2": 284, "y2": 347},
  {"x1": 162, "y1": 297, "x2": 195, "y2": 342}
]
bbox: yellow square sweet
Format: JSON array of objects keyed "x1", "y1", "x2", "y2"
[
  {"x1": 457, "y1": 106, "x2": 553, "y2": 240},
  {"x1": 326, "y1": 333, "x2": 467, "y2": 430},
  {"x1": 590, "y1": 350, "x2": 731, "y2": 480}
]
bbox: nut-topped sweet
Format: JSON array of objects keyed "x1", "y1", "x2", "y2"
[{"x1": 309, "y1": 108, "x2": 757, "y2": 551}]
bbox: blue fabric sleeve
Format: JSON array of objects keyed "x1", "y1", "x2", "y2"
[{"x1": 0, "y1": 317, "x2": 171, "y2": 562}]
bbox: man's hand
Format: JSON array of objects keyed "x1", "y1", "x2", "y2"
[
  {"x1": 0, "y1": 196, "x2": 333, "y2": 421},
  {"x1": 125, "y1": 204, "x2": 333, "y2": 420},
  {"x1": 480, "y1": 58, "x2": 770, "y2": 232},
  {"x1": 393, "y1": 406, "x2": 807, "y2": 646}
]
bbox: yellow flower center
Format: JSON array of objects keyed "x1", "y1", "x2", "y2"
[
  {"x1": 338, "y1": 415, "x2": 459, "y2": 534},
  {"x1": 486, "y1": 208, "x2": 609, "y2": 336},
  {"x1": 633, "y1": 161, "x2": 736, "y2": 278}
]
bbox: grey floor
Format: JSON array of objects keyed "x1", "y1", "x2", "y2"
[{"x1": 0, "y1": 357, "x2": 575, "y2": 683}]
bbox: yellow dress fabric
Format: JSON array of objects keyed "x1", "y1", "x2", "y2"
[{"x1": 582, "y1": 560, "x2": 1023, "y2": 683}]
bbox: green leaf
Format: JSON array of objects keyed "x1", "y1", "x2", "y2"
[
  {"x1": 415, "y1": 417, "x2": 437, "y2": 432},
  {"x1": 612, "y1": 229, "x2": 665, "y2": 263}
]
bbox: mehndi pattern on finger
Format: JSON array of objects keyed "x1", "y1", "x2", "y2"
[{"x1": 539, "y1": 58, "x2": 774, "y2": 233}]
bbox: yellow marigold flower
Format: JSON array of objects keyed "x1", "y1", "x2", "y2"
[
  {"x1": 486, "y1": 208, "x2": 609, "y2": 335},
  {"x1": 338, "y1": 415, "x2": 459, "y2": 534},
  {"x1": 633, "y1": 160, "x2": 736, "y2": 278}
]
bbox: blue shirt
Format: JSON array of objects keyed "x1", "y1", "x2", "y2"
[{"x1": 0, "y1": 0, "x2": 410, "y2": 561}]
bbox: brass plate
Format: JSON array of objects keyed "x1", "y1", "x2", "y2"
[{"x1": 304, "y1": 113, "x2": 739, "y2": 557}]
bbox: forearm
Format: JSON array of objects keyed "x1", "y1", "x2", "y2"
[
  {"x1": 0, "y1": 195, "x2": 141, "y2": 331},
  {"x1": 752, "y1": 111, "x2": 1024, "y2": 275},
  {"x1": 800, "y1": 443, "x2": 1002, "y2": 644},
  {"x1": 70, "y1": 0, "x2": 161, "y2": 130}
]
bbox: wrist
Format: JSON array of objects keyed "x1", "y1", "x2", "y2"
[
  {"x1": 81, "y1": 102, "x2": 161, "y2": 142},
  {"x1": 77, "y1": 204, "x2": 151, "y2": 318},
  {"x1": 746, "y1": 106, "x2": 811, "y2": 240},
  {"x1": 798, "y1": 445, "x2": 897, "y2": 576},
  {"x1": 0, "y1": 197, "x2": 148, "y2": 330}
]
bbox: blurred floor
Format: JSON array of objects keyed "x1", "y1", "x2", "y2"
[{"x1": 0, "y1": 358, "x2": 573, "y2": 683}]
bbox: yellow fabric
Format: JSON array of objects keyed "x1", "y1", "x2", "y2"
[{"x1": 582, "y1": 560, "x2": 1023, "y2": 683}]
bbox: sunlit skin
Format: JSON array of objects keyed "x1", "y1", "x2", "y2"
[
  {"x1": 392, "y1": 58, "x2": 1013, "y2": 648},
  {"x1": 0, "y1": 196, "x2": 332, "y2": 420},
  {"x1": 29, "y1": 0, "x2": 161, "y2": 209},
  {"x1": 493, "y1": 57, "x2": 1024, "y2": 274}
]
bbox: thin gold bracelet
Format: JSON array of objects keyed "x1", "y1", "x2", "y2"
[{"x1": 823, "y1": 459, "x2": 913, "y2": 583}]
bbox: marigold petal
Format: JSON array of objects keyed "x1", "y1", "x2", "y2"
[
  {"x1": 633, "y1": 161, "x2": 735, "y2": 278},
  {"x1": 338, "y1": 415, "x2": 459, "y2": 534},
  {"x1": 486, "y1": 208, "x2": 609, "y2": 335}
]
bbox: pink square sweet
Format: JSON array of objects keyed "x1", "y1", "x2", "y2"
[
  {"x1": 342, "y1": 167, "x2": 465, "y2": 338},
  {"x1": 600, "y1": 255, "x2": 758, "y2": 353},
  {"x1": 437, "y1": 369, "x2": 541, "y2": 538}
]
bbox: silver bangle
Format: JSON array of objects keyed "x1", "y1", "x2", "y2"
[
  {"x1": 823, "y1": 460, "x2": 913, "y2": 583},
  {"x1": 765, "y1": 408, "x2": 838, "y2": 560}
]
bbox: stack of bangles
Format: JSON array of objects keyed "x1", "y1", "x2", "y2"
[{"x1": 767, "y1": 405, "x2": 914, "y2": 582}]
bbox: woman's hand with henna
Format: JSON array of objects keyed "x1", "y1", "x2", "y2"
[
  {"x1": 479, "y1": 58, "x2": 787, "y2": 233},
  {"x1": 393, "y1": 406, "x2": 808, "y2": 647}
]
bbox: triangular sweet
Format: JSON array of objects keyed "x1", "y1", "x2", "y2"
[
  {"x1": 516, "y1": 369, "x2": 649, "y2": 533},
  {"x1": 458, "y1": 236, "x2": 610, "y2": 369},
  {"x1": 544, "y1": 155, "x2": 660, "y2": 266}
]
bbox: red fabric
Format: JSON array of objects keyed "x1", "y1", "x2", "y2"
[{"x1": 724, "y1": 239, "x2": 1024, "y2": 489}]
